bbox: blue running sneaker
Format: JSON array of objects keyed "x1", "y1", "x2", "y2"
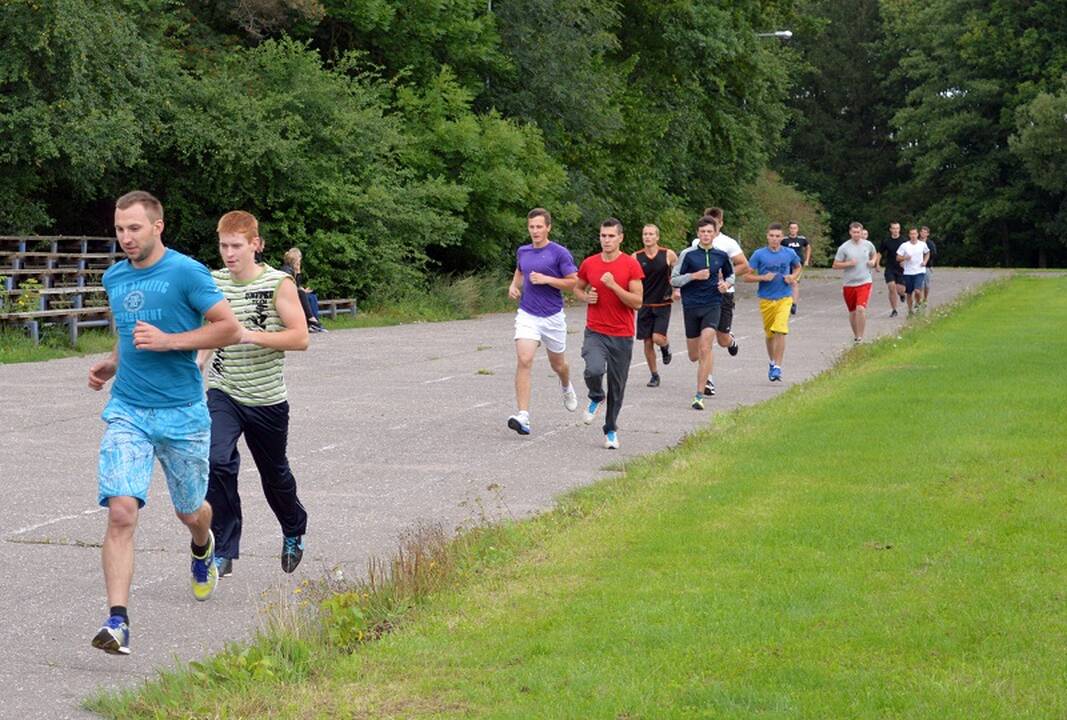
[
  {"x1": 691, "y1": 394, "x2": 705, "y2": 411},
  {"x1": 770, "y1": 365, "x2": 783, "y2": 382},
  {"x1": 583, "y1": 399, "x2": 602, "y2": 425},
  {"x1": 214, "y1": 555, "x2": 233, "y2": 578},
  {"x1": 507, "y1": 413, "x2": 531, "y2": 435},
  {"x1": 191, "y1": 530, "x2": 219, "y2": 601},
  {"x1": 768, "y1": 363, "x2": 775, "y2": 381},
  {"x1": 604, "y1": 431, "x2": 619, "y2": 449},
  {"x1": 91, "y1": 615, "x2": 130, "y2": 655},
  {"x1": 282, "y1": 535, "x2": 305, "y2": 573}
]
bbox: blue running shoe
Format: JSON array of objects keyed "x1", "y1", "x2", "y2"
[
  {"x1": 282, "y1": 535, "x2": 305, "y2": 573},
  {"x1": 768, "y1": 363, "x2": 776, "y2": 381},
  {"x1": 583, "y1": 399, "x2": 602, "y2": 425},
  {"x1": 770, "y1": 365, "x2": 783, "y2": 382},
  {"x1": 214, "y1": 555, "x2": 233, "y2": 578},
  {"x1": 604, "y1": 431, "x2": 619, "y2": 449},
  {"x1": 507, "y1": 413, "x2": 531, "y2": 435},
  {"x1": 191, "y1": 530, "x2": 219, "y2": 601},
  {"x1": 691, "y1": 394, "x2": 705, "y2": 411},
  {"x1": 91, "y1": 615, "x2": 130, "y2": 655}
]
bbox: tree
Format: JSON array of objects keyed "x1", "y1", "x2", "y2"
[{"x1": 883, "y1": 0, "x2": 1067, "y2": 266}]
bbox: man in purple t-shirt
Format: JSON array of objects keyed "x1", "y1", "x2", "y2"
[{"x1": 505, "y1": 208, "x2": 579, "y2": 436}]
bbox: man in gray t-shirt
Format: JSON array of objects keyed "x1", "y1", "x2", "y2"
[{"x1": 832, "y1": 222, "x2": 879, "y2": 343}]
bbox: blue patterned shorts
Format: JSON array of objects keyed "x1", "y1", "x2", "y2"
[{"x1": 98, "y1": 396, "x2": 211, "y2": 514}]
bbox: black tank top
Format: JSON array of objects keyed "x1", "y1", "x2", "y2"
[{"x1": 636, "y1": 249, "x2": 671, "y2": 304}]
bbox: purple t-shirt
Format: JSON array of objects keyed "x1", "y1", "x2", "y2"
[{"x1": 516, "y1": 241, "x2": 577, "y2": 317}]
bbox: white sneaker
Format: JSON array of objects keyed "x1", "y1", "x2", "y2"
[
  {"x1": 604, "y1": 431, "x2": 619, "y2": 449},
  {"x1": 562, "y1": 386, "x2": 578, "y2": 412}
]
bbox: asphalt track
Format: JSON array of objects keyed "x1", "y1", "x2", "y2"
[{"x1": 0, "y1": 268, "x2": 1000, "y2": 719}]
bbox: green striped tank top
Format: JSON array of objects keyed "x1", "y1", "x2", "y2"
[{"x1": 207, "y1": 265, "x2": 292, "y2": 406}]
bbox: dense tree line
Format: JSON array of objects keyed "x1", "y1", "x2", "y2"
[
  {"x1": 778, "y1": 0, "x2": 1067, "y2": 267},
  {"x1": 0, "y1": 0, "x2": 800, "y2": 298}
]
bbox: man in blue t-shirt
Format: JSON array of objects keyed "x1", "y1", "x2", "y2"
[
  {"x1": 86, "y1": 191, "x2": 241, "y2": 656},
  {"x1": 744, "y1": 223, "x2": 801, "y2": 382},
  {"x1": 505, "y1": 208, "x2": 579, "y2": 436}
]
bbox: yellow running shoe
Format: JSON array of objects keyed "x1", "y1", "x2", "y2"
[{"x1": 191, "y1": 530, "x2": 219, "y2": 601}]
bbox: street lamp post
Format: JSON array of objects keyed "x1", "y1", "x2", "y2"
[{"x1": 756, "y1": 30, "x2": 793, "y2": 40}]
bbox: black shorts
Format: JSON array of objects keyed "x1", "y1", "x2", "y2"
[
  {"x1": 716, "y1": 293, "x2": 735, "y2": 334},
  {"x1": 683, "y1": 304, "x2": 721, "y2": 339},
  {"x1": 636, "y1": 305, "x2": 671, "y2": 340},
  {"x1": 884, "y1": 269, "x2": 904, "y2": 285}
]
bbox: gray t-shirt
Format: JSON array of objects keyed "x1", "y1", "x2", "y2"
[{"x1": 834, "y1": 240, "x2": 877, "y2": 286}]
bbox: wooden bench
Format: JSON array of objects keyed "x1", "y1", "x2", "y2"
[
  {"x1": 0, "y1": 306, "x2": 112, "y2": 345},
  {"x1": 318, "y1": 298, "x2": 358, "y2": 319}
]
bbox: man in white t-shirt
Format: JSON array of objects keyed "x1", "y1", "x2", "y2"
[
  {"x1": 689, "y1": 207, "x2": 749, "y2": 396},
  {"x1": 895, "y1": 227, "x2": 930, "y2": 315}
]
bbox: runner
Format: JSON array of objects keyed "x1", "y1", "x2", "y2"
[
  {"x1": 832, "y1": 221, "x2": 879, "y2": 343},
  {"x1": 575, "y1": 218, "x2": 644, "y2": 449},
  {"x1": 745, "y1": 223, "x2": 801, "y2": 382},
  {"x1": 783, "y1": 221, "x2": 811, "y2": 315},
  {"x1": 695, "y1": 207, "x2": 747, "y2": 397},
  {"x1": 199, "y1": 211, "x2": 310, "y2": 579},
  {"x1": 920, "y1": 225, "x2": 937, "y2": 304},
  {"x1": 88, "y1": 191, "x2": 242, "y2": 655},
  {"x1": 506, "y1": 208, "x2": 579, "y2": 436},
  {"x1": 633, "y1": 224, "x2": 677, "y2": 387},
  {"x1": 896, "y1": 226, "x2": 930, "y2": 315},
  {"x1": 878, "y1": 222, "x2": 907, "y2": 316},
  {"x1": 671, "y1": 215, "x2": 734, "y2": 410}
]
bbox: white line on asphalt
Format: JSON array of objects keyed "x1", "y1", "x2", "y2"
[
  {"x1": 6, "y1": 507, "x2": 106, "y2": 538},
  {"x1": 424, "y1": 375, "x2": 456, "y2": 384}
]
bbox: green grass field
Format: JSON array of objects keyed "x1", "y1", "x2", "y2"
[{"x1": 91, "y1": 277, "x2": 1067, "y2": 719}]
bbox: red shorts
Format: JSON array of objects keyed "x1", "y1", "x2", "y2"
[{"x1": 843, "y1": 283, "x2": 872, "y2": 312}]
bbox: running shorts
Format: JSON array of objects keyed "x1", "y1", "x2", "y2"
[
  {"x1": 683, "y1": 304, "x2": 721, "y2": 339},
  {"x1": 843, "y1": 283, "x2": 873, "y2": 312},
  {"x1": 636, "y1": 305, "x2": 671, "y2": 340},
  {"x1": 759, "y1": 297, "x2": 792, "y2": 337},
  {"x1": 514, "y1": 308, "x2": 568, "y2": 354}
]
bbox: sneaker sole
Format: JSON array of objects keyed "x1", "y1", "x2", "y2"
[
  {"x1": 91, "y1": 629, "x2": 130, "y2": 655},
  {"x1": 507, "y1": 417, "x2": 530, "y2": 435}
]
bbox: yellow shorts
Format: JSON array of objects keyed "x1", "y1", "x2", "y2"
[{"x1": 759, "y1": 298, "x2": 793, "y2": 337}]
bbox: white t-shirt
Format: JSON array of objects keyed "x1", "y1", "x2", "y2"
[
  {"x1": 692, "y1": 233, "x2": 744, "y2": 293},
  {"x1": 896, "y1": 241, "x2": 929, "y2": 275}
]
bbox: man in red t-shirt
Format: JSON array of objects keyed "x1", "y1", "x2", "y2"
[{"x1": 574, "y1": 218, "x2": 644, "y2": 449}]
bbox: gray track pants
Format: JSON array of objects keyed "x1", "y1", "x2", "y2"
[{"x1": 581, "y1": 329, "x2": 634, "y2": 434}]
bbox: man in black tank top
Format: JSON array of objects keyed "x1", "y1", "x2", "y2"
[{"x1": 633, "y1": 224, "x2": 678, "y2": 387}]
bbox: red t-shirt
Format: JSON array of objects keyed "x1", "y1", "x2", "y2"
[{"x1": 578, "y1": 252, "x2": 644, "y2": 337}]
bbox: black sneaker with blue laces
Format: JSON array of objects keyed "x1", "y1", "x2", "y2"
[
  {"x1": 92, "y1": 615, "x2": 130, "y2": 655},
  {"x1": 282, "y1": 535, "x2": 305, "y2": 573}
]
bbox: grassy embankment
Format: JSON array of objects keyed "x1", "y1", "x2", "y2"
[{"x1": 91, "y1": 277, "x2": 1067, "y2": 718}]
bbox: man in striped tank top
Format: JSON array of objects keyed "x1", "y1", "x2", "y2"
[
  {"x1": 632, "y1": 224, "x2": 677, "y2": 387},
  {"x1": 199, "y1": 211, "x2": 310, "y2": 578}
]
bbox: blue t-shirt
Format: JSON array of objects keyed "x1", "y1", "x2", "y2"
[
  {"x1": 516, "y1": 241, "x2": 578, "y2": 317},
  {"x1": 749, "y1": 246, "x2": 801, "y2": 300},
  {"x1": 104, "y1": 249, "x2": 225, "y2": 408}
]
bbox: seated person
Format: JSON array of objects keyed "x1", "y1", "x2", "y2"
[{"x1": 280, "y1": 248, "x2": 324, "y2": 332}]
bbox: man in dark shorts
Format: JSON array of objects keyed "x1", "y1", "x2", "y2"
[
  {"x1": 783, "y1": 222, "x2": 811, "y2": 314},
  {"x1": 671, "y1": 215, "x2": 734, "y2": 410},
  {"x1": 633, "y1": 224, "x2": 677, "y2": 387},
  {"x1": 878, "y1": 222, "x2": 906, "y2": 317}
]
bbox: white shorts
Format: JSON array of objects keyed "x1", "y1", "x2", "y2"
[{"x1": 514, "y1": 308, "x2": 568, "y2": 354}]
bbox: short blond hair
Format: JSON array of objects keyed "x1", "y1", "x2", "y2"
[
  {"x1": 116, "y1": 191, "x2": 163, "y2": 222},
  {"x1": 283, "y1": 247, "x2": 302, "y2": 267}
]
